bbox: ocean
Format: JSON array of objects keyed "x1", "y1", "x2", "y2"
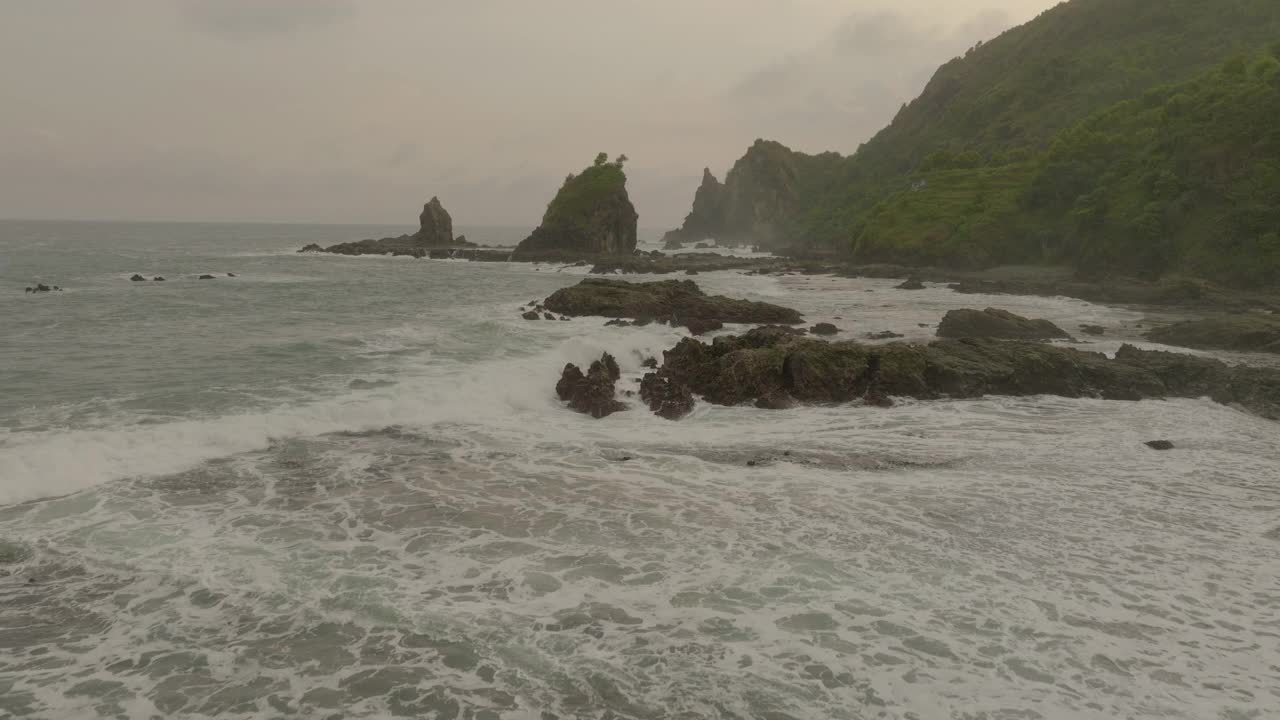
[{"x1": 1, "y1": 220, "x2": 1277, "y2": 719}]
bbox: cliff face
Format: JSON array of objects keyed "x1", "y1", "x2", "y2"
[
  {"x1": 516, "y1": 156, "x2": 639, "y2": 256},
  {"x1": 661, "y1": 169, "x2": 726, "y2": 248},
  {"x1": 663, "y1": 141, "x2": 841, "y2": 250}
]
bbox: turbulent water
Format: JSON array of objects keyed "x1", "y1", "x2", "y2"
[{"x1": 2, "y1": 220, "x2": 1278, "y2": 719}]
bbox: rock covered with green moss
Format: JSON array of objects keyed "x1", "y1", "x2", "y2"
[
  {"x1": 937, "y1": 308, "x2": 1071, "y2": 341},
  {"x1": 1146, "y1": 315, "x2": 1280, "y2": 353},
  {"x1": 642, "y1": 327, "x2": 1280, "y2": 419},
  {"x1": 515, "y1": 154, "x2": 638, "y2": 256},
  {"x1": 542, "y1": 278, "x2": 802, "y2": 330}
]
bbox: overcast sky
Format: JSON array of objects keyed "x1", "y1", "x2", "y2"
[{"x1": 0, "y1": 0, "x2": 1058, "y2": 229}]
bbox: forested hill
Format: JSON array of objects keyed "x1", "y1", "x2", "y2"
[
  {"x1": 692, "y1": 0, "x2": 1280, "y2": 285},
  {"x1": 852, "y1": 49, "x2": 1280, "y2": 285}
]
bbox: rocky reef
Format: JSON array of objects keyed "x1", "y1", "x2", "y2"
[
  {"x1": 515, "y1": 155, "x2": 638, "y2": 257},
  {"x1": 639, "y1": 327, "x2": 1280, "y2": 419},
  {"x1": 937, "y1": 308, "x2": 1070, "y2": 341},
  {"x1": 542, "y1": 278, "x2": 802, "y2": 331},
  {"x1": 1146, "y1": 315, "x2": 1280, "y2": 354},
  {"x1": 301, "y1": 196, "x2": 475, "y2": 257}
]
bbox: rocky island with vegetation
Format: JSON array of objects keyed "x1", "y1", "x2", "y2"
[
  {"x1": 300, "y1": 196, "x2": 475, "y2": 257},
  {"x1": 513, "y1": 154, "x2": 639, "y2": 259}
]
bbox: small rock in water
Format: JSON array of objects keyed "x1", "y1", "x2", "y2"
[
  {"x1": 227, "y1": 272, "x2": 236, "y2": 277},
  {"x1": 641, "y1": 357, "x2": 658, "y2": 369},
  {"x1": 1080, "y1": 324, "x2": 1106, "y2": 336},
  {"x1": 809, "y1": 323, "x2": 839, "y2": 336},
  {"x1": 896, "y1": 278, "x2": 926, "y2": 290},
  {"x1": 543, "y1": 312, "x2": 556, "y2": 321},
  {"x1": 866, "y1": 331, "x2": 905, "y2": 340},
  {"x1": 130, "y1": 274, "x2": 146, "y2": 282},
  {"x1": 198, "y1": 274, "x2": 216, "y2": 280},
  {"x1": 559, "y1": 316, "x2": 570, "y2": 321},
  {"x1": 1146, "y1": 440, "x2": 1175, "y2": 451},
  {"x1": 522, "y1": 311, "x2": 540, "y2": 320},
  {"x1": 153, "y1": 276, "x2": 165, "y2": 282}
]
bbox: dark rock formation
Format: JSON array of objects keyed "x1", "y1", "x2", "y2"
[
  {"x1": 662, "y1": 140, "x2": 843, "y2": 250},
  {"x1": 694, "y1": 242, "x2": 715, "y2": 250},
  {"x1": 1146, "y1": 315, "x2": 1280, "y2": 354},
  {"x1": 27, "y1": 284, "x2": 54, "y2": 293},
  {"x1": 1146, "y1": 440, "x2": 1175, "y2": 450},
  {"x1": 866, "y1": 331, "x2": 905, "y2": 340},
  {"x1": 556, "y1": 353, "x2": 627, "y2": 418},
  {"x1": 662, "y1": 168, "x2": 727, "y2": 248},
  {"x1": 227, "y1": 273, "x2": 236, "y2": 277},
  {"x1": 896, "y1": 278, "x2": 926, "y2": 290},
  {"x1": 542, "y1": 279, "x2": 802, "y2": 331},
  {"x1": 153, "y1": 277, "x2": 165, "y2": 282},
  {"x1": 810, "y1": 323, "x2": 840, "y2": 336},
  {"x1": 198, "y1": 274, "x2": 216, "y2": 280},
  {"x1": 937, "y1": 308, "x2": 1070, "y2": 341},
  {"x1": 684, "y1": 318, "x2": 724, "y2": 336},
  {"x1": 651, "y1": 327, "x2": 1280, "y2": 419},
  {"x1": 639, "y1": 373, "x2": 695, "y2": 420},
  {"x1": 305, "y1": 196, "x2": 475, "y2": 256},
  {"x1": 515, "y1": 155, "x2": 638, "y2": 257},
  {"x1": 522, "y1": 311, "x2": 540, "y2": 320},
  {"x1": 418, "y1": 197, "x2": 454, "y2": 246},
  {"x1": 130, "y1": 274, "x2": 145, "y2": 282}
]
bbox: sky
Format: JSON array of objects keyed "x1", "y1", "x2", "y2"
[{"x1": 0, "y1": 0, "x2": 1060, "y2": 229}]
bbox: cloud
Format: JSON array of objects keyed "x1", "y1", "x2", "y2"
[
  {"x1": 726, "y1": 8, "x2": 1022, "y2": 154},
  {"x1": 179, "y1": 0, "x2": 354, "y2": 37}
]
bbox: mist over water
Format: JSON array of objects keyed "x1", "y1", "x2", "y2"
[{"x1": 1, "y1": 221, "x2": 1277, "y2": 719}]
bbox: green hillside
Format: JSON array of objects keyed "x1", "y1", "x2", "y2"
[
  {"x1": 765, "y1": 0, "x2": 1280, "y2": 284},
  {"x1": 852, "y1": 48, "x2": 1280, "y2": 284}
]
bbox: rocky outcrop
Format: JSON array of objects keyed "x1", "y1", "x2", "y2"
[
  {"x1": 810, "y1": 323, "x2": 840, "y2": 336},
  {"x1": 303, "y1": 196, "x2": 475, "y2": 256},
  {"x1": 417, "y1": 196, "x2": 454, "y2": 246},
  {"x1": 661, "y1": 168, "x2": 727, "y2": 248},
  {"x1": 639, "y1": 373, "x2": 695, "y2": 420},
  {"x1": 515, "y1": 155, "x2": 638, "y2": 257},
  {"x1": 937, "y1": 308, "x2": 1070, "y2": 341},
  {"x1": 556, "y1": 353, "x2": 627, "y2": 418},
  {"x1": 896, "y1": 278, "x2": 926, "y2": 290},
  {"x1": 1146, "y1": 315, "x2": 1280, "y2": 354},
  {"x1": 542, "y1": 279, "x2": 802, "y2": 331},
  {"x1": 662, "y1": 140, "x2": 843, "y2": 250},
  {"x1": 647, "y1": 327, "x2": 1280, "y2": 419}
]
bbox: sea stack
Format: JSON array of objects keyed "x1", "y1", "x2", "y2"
[
  {"x1": 514, "y1": 154, "x2": 638, "y2": 257},
  {"x1": 417, "y1": 196, "x2": 455, "y2": 247}
]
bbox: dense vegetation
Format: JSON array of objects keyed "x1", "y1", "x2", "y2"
[
  {"x1": 756, "y1": 0, "x2": 1280, "y2": 285},
  {"x1": 852, "y1": 49, "x2": 1280, "y2": 283},
  {"x1": 543, "y1": 153, "x2": 629, "y2": 229}
]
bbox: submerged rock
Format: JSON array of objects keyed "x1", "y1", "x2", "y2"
[
  {"x1": 542, "y1": 278, "x2": 802, "y2": 331},
  {"x1": 1146, "y1": 440, "x2": 1175, "y2": 450},
  {"x1": 1146, "y1": 315, "x2": 1280, "y2": 354},
  {"x1": 896, "y1": 278, "x2": 926, "y2": 290},
  {"x1": 130, "y1": 274, "x2": 146, "y2": 282},
  {"x1": 937, "y1": 308, "x2": 1070, "y2": 341},
  {"x1": 810, "y1": 323, "x2": 840, "y2": 336},
  {"x1": 1079, "y1": 324, "x2": 1106, "y2": 336},
  {"x1": 556, "y1": 353, "x2": 627, "y2": 418},
  {"x1": 515, "y1": 155, "x2": 638, "y2": 257},
  {"x1": 153, "y1": 276, "x2": 166, "y2": 282},
  {"x1": 652, "y1": 327, "x2": 1280, "y2": 419},
  {"x1": 198, "y1": 274, "x2": 216, "y2": 280}
]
